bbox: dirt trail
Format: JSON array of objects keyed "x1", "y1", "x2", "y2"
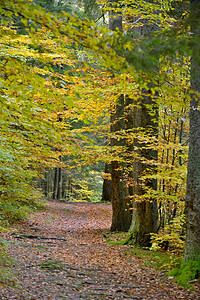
[{"x1": 0, "y1": 201, "x2": 199, "y2": 299}]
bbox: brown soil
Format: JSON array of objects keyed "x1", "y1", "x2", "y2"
[{"x1": 0, "y1": 200, "x2": 199, "y2": 299}]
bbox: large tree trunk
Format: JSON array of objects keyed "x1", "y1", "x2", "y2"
[
  {"x1": 128, "y1": 8, "x2": 158, "y2": 246},
  {"x1": 129, "y1": 92, "x2": 158, "y2": 246},
  {"x1": 184, "y1": 0, "x2": 200, "y2": 262},
  {"x1": 109, "y1": 1, "x2": 132, "y2": 231},
  {"x1": 111, "y1": 96, "x2": 132, "y2": 231}
]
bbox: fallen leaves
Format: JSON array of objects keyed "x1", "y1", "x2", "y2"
[{"x1": 0, "y1": 200, "x2": 199, "y2": 299}]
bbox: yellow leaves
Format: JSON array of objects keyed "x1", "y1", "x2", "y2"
[
  {"x1": 0, "y1": 0, "x2": 191, "y2": 210},
  {"x1": 99, "y1": 0, "x2": 175, "y2": 29},
  {"x1": 151, "y1": 215, "x2": 186, "y2": 253},
  {"x1": 0, "y1": 32, "x2": 37, "y2": 62},
  {"x1": 101, "y1": 172, "x2": 111, "y2": 180}
]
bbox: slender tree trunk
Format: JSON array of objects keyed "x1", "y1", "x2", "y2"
[
  {"x1": 62, "y1": 172, "x2": 66, "y2": 199},
  {"x1": 57, "y1": 167, "x2": 62, "y2": 200},
  {"x1": 52, "y1": 167, "x2": 63, "y2": 200},
  {"x1": 53, "y1": 168, "x2": 57, "y2": 199},
  {"x1": 101, "y1": 163, "x2": 111, "y2": 201},
  {"x1": 184, "y1": 0, "x2": 200, "y2": 262},
  {"x1": 125, "y1": 95, "x2": 134, "y2": 198},
  {"x1": 67, "y1": 178, "x2": 72, "y2": 200}
]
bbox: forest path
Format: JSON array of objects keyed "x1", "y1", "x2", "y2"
[{"x1": 0, "y1": 200, "x2": 199, "y2": 299}]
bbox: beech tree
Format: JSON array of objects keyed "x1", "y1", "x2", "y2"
[
  {"x1": 109, "y1": 0, "x2": 132, "y2": 231},
  {"x1": 184, "y1": 0, "x2": 200, "y2": 263},
  {"x1": 107, "y1": 0, "x2": 159, "y2": 235},
  {"x1": 1, "y1": 0, "x2": 199, "y2": 266},
  {"x1": 127, "y1": 2, "x2": 159, "y2": 247}
]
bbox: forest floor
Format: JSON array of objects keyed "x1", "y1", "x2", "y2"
[{"x1": 0, "y1": 200, "x2": 199, "y2": 300}]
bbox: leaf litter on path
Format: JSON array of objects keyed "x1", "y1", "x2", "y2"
[{"x1": 0, "y1": 200, "x2": 199, "y2": 299}]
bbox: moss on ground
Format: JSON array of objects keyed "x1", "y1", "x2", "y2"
[
  {"x1": 167, "y1": 259, "x2": 200, "y2": 288},
  {"x1": 39, "y1": 259, "x2": 66, "y2": 272}
]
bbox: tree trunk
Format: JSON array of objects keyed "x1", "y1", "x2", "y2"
[
  {"x1": 53, "y1": 168, "x2": 58, "y2": 199},
  {"x1": 184, "y1": 0, "x2": 200, "y2": 262},
  {"x1": 128, "y1": 8, "x2": 158, "y2": 246},
  {"x1": 109, "y1": 1, "x2": 132, "y2": 231},
  {"x1": 101, "y1": 163, "x2": 111, "y2": 201},
  {"x1": 57, "y1": 167, "x2": 62, "y2": 200},
  {"x1": 52, "y1": 166, "x2": 62, "y2": 200},
  {"x1": 110, "y1": 95, "x2": 132, "y2": 231},
  {"x1": 128, "y1": 91, "x2": 158, "y2": 246}
]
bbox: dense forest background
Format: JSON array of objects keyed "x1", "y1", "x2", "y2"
[{"x1": 0, "y1": 0, "x2": 200, "y2": 274}]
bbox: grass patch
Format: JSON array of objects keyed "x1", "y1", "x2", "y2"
[{"x1": 128, "y1": 246, "x2": 182, "y2": 271}]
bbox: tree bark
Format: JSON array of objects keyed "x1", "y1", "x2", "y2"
[
  {"x1": 184, "y1": 0, "x2": 200, "y2": 262},
  {"x1": 110, "y1": 95, "x2": 132, "y2": 231},
  {"x1": 101, "y1": 163, "x2": 111, "y2": 201},
  {"x1": 128, "y1": 6, "x2": 158, "y2": 246},
  {"x1": 128, "y1": 91, "x2": 158, "y2": 246},
  {"x1": 52, "y1": 166, "x2": 62, "y2": 200},
  {"x1": 109, "y1": 1, "x2": 132, "y2": 231}
]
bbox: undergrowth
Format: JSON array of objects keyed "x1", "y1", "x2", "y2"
[
  {"x1": 167, "y1": 259, "x2": 200, "y2": 288},
  {"x1": 0, "y1": 190, "x2": 46, "y2": 228},
  {"x1": 0, "y1": 240, "x2": 18, "y2": 288},
  {"x1": 128, "y1": 245, "x2": 182, "y2": 271}
]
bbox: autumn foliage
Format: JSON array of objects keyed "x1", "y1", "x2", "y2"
[{"x1": 0, "y1": 0, "x2": 196, "y2": 255}]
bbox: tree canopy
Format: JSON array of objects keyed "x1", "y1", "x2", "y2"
[{"x1": 0, "y1": 0, "x2": 199, "y2": 269}]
